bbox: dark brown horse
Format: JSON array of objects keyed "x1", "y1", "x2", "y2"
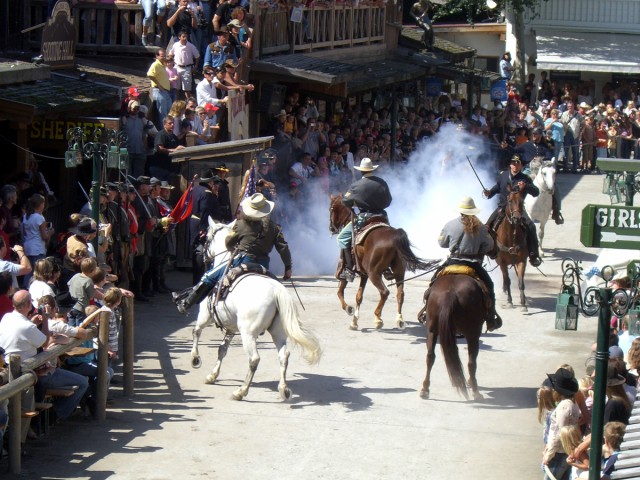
[
  {"x1": 329, "y1": 194, "x2": 436, "y2": 330},
  {"x1": 495, "y1": 187, "x2": 529, "y2": 311},
  {"x1": 417, "y1": 274, "x2": 486, "y2": 400}
]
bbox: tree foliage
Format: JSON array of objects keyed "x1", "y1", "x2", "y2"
[{"x1": 432, "y1": 0, "x2": 546, "y2": 23}]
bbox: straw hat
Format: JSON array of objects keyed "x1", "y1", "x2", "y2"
[
  {"x1": 458, "y1": 197, "x2": 480, "y2": 216},
  {"x1": 241, "y1": 193, "x2": 274, "y2": 219},
  {"x1": 353, "y1": 158, "x2": 378, "y2": 172}
]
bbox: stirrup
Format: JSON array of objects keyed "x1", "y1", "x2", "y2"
[
  {"x1": 529, "y1": 255, "x2": 542, "y2": 267},
  {"x1": 339, "y1": 268, "x2": 355, "y2": 283},
  {"x1": 553, "y1": 212, "x2": 564, "y2": 225}
]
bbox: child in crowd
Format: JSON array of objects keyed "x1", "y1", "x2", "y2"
[
  {"x1": 102, "y1": 287, "x2": 123, "y2": 364},
  {"x1": 561, "y1": 424, "x2": 589, "y2": 479},
  {"x1": 578, "y1": 375, "x2": 594, "y2": 419},
  {"x1": 602, "y1": 421, "x2": 626, "y2": 478},
  {"x1": 67, "y1": 257, "x2": 102, "y2": 327},
  {"x1": 165, "y1": 54, "x2": 179, "y2": 103}
]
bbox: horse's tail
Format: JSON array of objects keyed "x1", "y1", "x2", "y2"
[
  {"x1": 273, "y1": 282, "x2": 322, "y2": 365},
  {"x1": 437, "y1": 295, "x2": 469, "y2": 399},
  {"x1": 394, "y1": 228, "x2": 439, "y2": 273}
]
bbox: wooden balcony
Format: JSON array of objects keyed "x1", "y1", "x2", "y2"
[
  {"x1": 256, "y1": 3, "x2": 386, "y2": 55},
  {"x1": 25, "y1": 1, "x2": 164, "y2": 54}
]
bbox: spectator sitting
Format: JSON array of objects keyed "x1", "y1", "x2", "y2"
[
  {"x1": 28, "y1": 258, "x2": 56, "y2": 307},
  {"x1": 67, "y1": 257, "x2": 103, "y2": 328}
]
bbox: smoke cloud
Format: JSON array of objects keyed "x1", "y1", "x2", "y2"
[{"x1": 270, "y1": 124, "x2": 499, "y2": 276}]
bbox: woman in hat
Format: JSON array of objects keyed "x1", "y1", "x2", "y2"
[
  {"x1": 173, "y1": 193, "x2": 292, "y2": 314},
  {"x1": 603, "y1": 362, "x2": 633, "y2": 424},
  {"x1": 542, "y1": 367, "x2": 580, "y2": 480},
  {"x1": 434, "y1": 197, "x2": 501, "y2": 332}
]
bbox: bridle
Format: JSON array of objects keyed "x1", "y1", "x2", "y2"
[
  {"x1": 329, "y1": 199, "x2": 350, "y2": 235},
  {"x1": 203, "y1": 223, "x2": 230, "y2": 266},
  {"x1": 505, "y1": 188, "x2": 524, "y2": 226}
]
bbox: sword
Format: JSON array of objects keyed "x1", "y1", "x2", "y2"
[
  {"x1": 118, "y1": 170, "x2": 152, "y2": 218},
  {"x1": 77, "y1": 181, "x2": 91, "y2": 203},
  {"x1": 466, "y1": 155, "x2": 488, "y2": 191}
]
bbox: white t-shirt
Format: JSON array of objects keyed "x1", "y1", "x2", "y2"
[
  {"x1": 0, "y1": 310, "x2": 47, "y2": 362},
  {"x1": 22, "y1": 212, "x2": 46, "y2": 256},
  {"x1": 29, "y1": 280, "x2": 55, "y2": 308}
]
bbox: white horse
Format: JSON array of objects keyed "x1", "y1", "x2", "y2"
[
  {"x1": 524, "y1": 160, "x2": 556, "y2": 255},
  {"x1": 190, "y1": 218, "x2": 322, "y2": 401}
]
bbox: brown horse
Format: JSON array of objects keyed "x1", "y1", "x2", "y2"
[
  {"x1": 494, "y1": 187, "x2": 529, "y2": 311},
  {"x1": 329, "y1": 194, "x2": 437, "y2": 331},
  {"x1": 417, "y1": 274, "x2": 486, "y2": 400}
]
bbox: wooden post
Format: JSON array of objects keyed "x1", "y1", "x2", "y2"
[
  {"x1": 7, "y1": 355, "x2": 22, "y2": 474},
  {"x1": 122, "y1": 297, "x2": 135, "y2": 397},
  {"x1": 95, "y1": 310, "x2": 111, "y2": 423}
]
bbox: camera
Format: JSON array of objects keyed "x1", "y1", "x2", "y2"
[{"x1": 37, "y1": 305, "x2": 46, "y2": 316}]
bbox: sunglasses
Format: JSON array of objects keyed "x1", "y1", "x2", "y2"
[{"x1": 204, "y1": 71, "x2": 213, "y2": 76}]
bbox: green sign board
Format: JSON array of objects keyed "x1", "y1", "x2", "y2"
[{"x1": 581, "y1": 204, "x2": 640, "y2": 249}]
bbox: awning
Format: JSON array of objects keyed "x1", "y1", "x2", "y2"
[{"x1": 536, "y1": 30, "x2": 640, "y2": 74}]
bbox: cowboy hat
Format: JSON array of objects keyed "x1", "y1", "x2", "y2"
[
  {"x1": 579, "y1": 101, "x2": 592, "y2": 110},
  {"x1": 160, "y1": 181, "x2": 174, "y2": 190},
  {"x1": 354, "y1": 158, "x2": 378, "y2": 172},
  {"x1": 241, "y1": 193, "x2": 274, "y2": 219},
  {"x1": 546, "y1": 368, "x2": 579, "y2": 396},
  {"x1": 458, "y1": 197, "x2": 480, "y2": 216},
  {"x1": 215, "y1": 163, "x2": 230, "y2": 173}
]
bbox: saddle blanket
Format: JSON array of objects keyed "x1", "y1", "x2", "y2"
[
  {"x1": 434, "y1": 264, "x2": 491, "y2": 306},
  {"x1": 355, "y1": 222, "x2": 388, "y2": 246}
]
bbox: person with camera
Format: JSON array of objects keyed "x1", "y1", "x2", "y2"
[
  {"x1": 298, "y1": 118, "x2": 326, "y2": 161},
  {"x1": 122, "y1": 100, "x2": 153, "y2": 178},
  {"x1": 167, "y1": 0, "x2": 198, "y2": 43},
  {"x1": 0, "y1": 290, "x2": 89, "y2": 420},
  {"x1": 0, "y1": 236, "x2": 31, "y2": 290}
]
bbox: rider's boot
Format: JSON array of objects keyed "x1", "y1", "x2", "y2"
[
  {"x1": 551, "y1": 191, "x2": 564, "y2": 225},
  {"x1": 174, "y1": 281, "x2": 213, "y2": 315},
  {"x1": 338, "y1": 248, "x2": 355, "y2": 282},
  {"x1": 527, "y1": 221, "x2": 542, "y2": 267},
  {"x1": 486, "y1": 300, "x2": 503, "y2": 332}
]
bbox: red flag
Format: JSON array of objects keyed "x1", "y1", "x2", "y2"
[{"x1": 169, "y1": 178, "x2": 195, "y2": 224}]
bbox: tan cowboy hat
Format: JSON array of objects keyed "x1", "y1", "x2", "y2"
[
  {"x1": 354, "y1": 158, "x2": 378, "y2": 172},
  {"x1": 241, "y1": 193, "x2": 274, "y2": 219},
  {"x1": 458, "y1": 197, "x2": 480, "y2": 216}
]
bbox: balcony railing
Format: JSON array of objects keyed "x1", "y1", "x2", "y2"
[
  {"x1": 26, "y1": 1, "x2": 165, "y2": 53},
  {"x1": 257, "y1": 3, "x2": 386, "y2": 55},
  {"x1": 24, "y1": 1, "x2": 385, "y2": 57}
]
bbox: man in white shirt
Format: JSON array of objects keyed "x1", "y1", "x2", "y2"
[
  {"x1": 0, "y1": 290, "x2": 88, "y2": 419},
  {"x1": 196, "y1": 66, "x2": 228, "y2": 107},
  {"x1": 169, "y1": 30, "x2": 200, "y2": 101},
  {"x1": 0, "y1": 236, "x2": 31, "y2": 289}
]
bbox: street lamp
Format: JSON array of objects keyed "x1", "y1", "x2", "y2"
[{"x1": 66, "y1": 127, "x2": 129, "y2": 250}]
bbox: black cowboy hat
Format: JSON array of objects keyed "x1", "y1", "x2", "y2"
[
  {"x1": 199, "y1": 169, "x2": 221, "y2": 184},
  {"x1": 546, "y1": 368, "x2": 578, "y2": 396},
  {"x1": 72, "y1": 217, "x2": 97, "y2": 236}
]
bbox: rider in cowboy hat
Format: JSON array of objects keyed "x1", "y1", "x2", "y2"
[
  {"x1": 483, "y1": 154, "x2": 542, "y2": 267},
  {"x1": 337, "y1": 158, "x2": 392, "y2": 282},
  {"x1": 173, "y1": 193, "x2": 292, "y2": 314},
  {"x1": 436, "y1": 197, "x2": 502, "y2": 331}
]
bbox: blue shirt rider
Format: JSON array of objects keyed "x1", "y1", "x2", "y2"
[{"x1": 336, "y1": 158, "x2": 392, "y2": 281}]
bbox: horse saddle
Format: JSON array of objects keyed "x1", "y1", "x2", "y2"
[
  {"x1": 355, "y1": 221, "x2": 388, "y2": 246},
  {"x1": 217, "y1": 263, "x2": 279, "y2": 302},
  {"x1": 433, "y1": 264, "x2": 491, "y2": 309}
]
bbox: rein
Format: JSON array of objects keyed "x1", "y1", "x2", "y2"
[{"x1": 498, "y1": 192, "x2": 525, "y2": 255}]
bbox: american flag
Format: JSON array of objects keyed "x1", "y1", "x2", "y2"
[{"x1": 236, "y1": 162, "x2": 256, "y2": 216}]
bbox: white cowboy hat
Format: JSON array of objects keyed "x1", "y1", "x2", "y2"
[
  {"x1": 458, "y1": 197, "x2": 480, "y2": 216},
  {"x1": 354, "y1": 158, "x2": 378, "y2": 172},
  {"x1": 241, "y1": 193, "x2": 274, "y2": 219}
]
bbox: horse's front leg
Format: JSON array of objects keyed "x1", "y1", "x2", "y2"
[
  {"x1": 466, "y1": 334, "x2": 483, "y2": 401},
  {"x1": 500, "y1": 262, "x2": 512, "y2": 306},
  {"x1": 517, "y1": 263, "x2": 528, "y2": 312},
  {"x1": 205, "y1": 333, "x2": 234, "y2": 384},
  {"x1": 369, "y1": 273, "x2": 389, "y2": 330},
  {"x1": 420, "y1": 324, "x2": 438, "y2": 399},
  {"x1": 351, "y1": 276, "x2": 368, "y2": 331},
  {"x1": 538, "y1": 220, "x2": 546, "y2": 256},
  {"x1": 191, "y1": 304, "x2": 214, "y2": 369},
  {"x1": 337, "y1": 279, "x2": 354, "y2": 316},
  {"x1": 395, "y1": 281, "x2": 406, "y2": 329},
  {"x1": 232, "y1": 332, "x2": 260, "y2": 401}
]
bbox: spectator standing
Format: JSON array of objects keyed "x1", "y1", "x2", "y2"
[
  {"x1": 560, "y1": 101, "x2": 584, "y2": 173},
  {"x1": 213, "y1": 0, "x2": 239, "y2": 32},
  {"x1": 0, "y1": 236, "x2": 31, "y2": 290},
  {"x1": 165, "y1": 55, "x2": 179, "y2": 102},
  {"x1": 147, "y1": 49, "x2": 172, "y2": 127},
  {"x1": 169, "y1": 30, "x2": 200, "y2": 100},
  {"x1": 67, "y1": 257, "x2": 102, "y2": 327},
  {"x1": 21, "y1": 193, "x2": 53, "y2": 287},
  {"x1": 499, "y1": 52, "x2": 514, "y2": 80},
  {"x1": 121, "y1": 100, "x2": 150, "y2": 178},
  {"x1": 0, "y1": 272, "x2": 13, "y2": 318},
  {"x1": 152, "y1": 116, "x2": 185, "y2": 180},
  {"x1": 141, "y1": 0, "x2": 167, "y2": 46},
  {"x1": 167, "y1": 0, "x2": 198, "y2": 43},
  {"x1": 203, "y1": 27, "x2": 237, "y2": 69},
  {"x1": 0, "y1": 185, "x2": 19, "y2": 245}
]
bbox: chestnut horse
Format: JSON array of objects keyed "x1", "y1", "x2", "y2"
[
  {"x1": 329, "y1": 194, "x2": 437, "y2": 330},
  {"x1": 495, "y1": 187, "x2": 529, "y2": 311},
  {"x1": 417, "y1": 274, "x2": 486, "y2": 400}
]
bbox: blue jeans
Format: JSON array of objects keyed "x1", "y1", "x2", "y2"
[
  {"x1": 202, "y1": 253, "x2": 269, "y2": 286},
  {"x1": 65, "y1": 361, "x2": 113, "y2": 400},
  {"x1": 337, "y1": 222, "x2": 353, "y2": 249},
  {"x1": 36, "y1": 369, "x2": 89, "y2": 419},
  {"x1": 141, "y1": 0, "x2": 167, "y2": 27},
  {"x1": 563, "y1": 132, "x2": 580, "y2": 170},
  {"x1": 544, "y1": 452, "x2": 570, "y2": 480},
  {"x1": 151, "y1": 88, "x2": 172, "y2": 127}
]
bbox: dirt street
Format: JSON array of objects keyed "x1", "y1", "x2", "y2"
[{"x1": 5, "y1": 173, "x2": 608, "y2": 479}]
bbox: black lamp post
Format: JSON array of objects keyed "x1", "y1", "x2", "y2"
[{"x1": 66, "y1": 127, "x2": 128, "y2": 250}]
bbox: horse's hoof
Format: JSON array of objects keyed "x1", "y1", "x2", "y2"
[
  {"x1": 419, "y1": 389, "x2": 429, "y2": 399},
  {"x1": 279, "y1": 387, "x2": 291, "y2": 401},
  {"x1": 191, "y1": 356, "x2": 202, "y2": 369},
  {"x1": 521, "y1": 306, "x2": 529, "y2": 313},
  {"x1": 204, "y1": 374, "x2": 217, "y2": 385},
  {"x1": 345, "y1": 305, "x2": 355, "y2": 316},
  {"x1": 349, "y1": 321, "x2": 358, "y2": 331},
  {"x1": 473, "y1": 392, "x2": 484, "y2": 401},
  {"x1": 374, "y1": 318, "x2": 383, "y2": 330},
  {"x1": 396, "y1": 315, "x2": 405, "y2": 329},
  {"x1": 231, "y1": 390, "x2": 244, "y2": 401}
]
